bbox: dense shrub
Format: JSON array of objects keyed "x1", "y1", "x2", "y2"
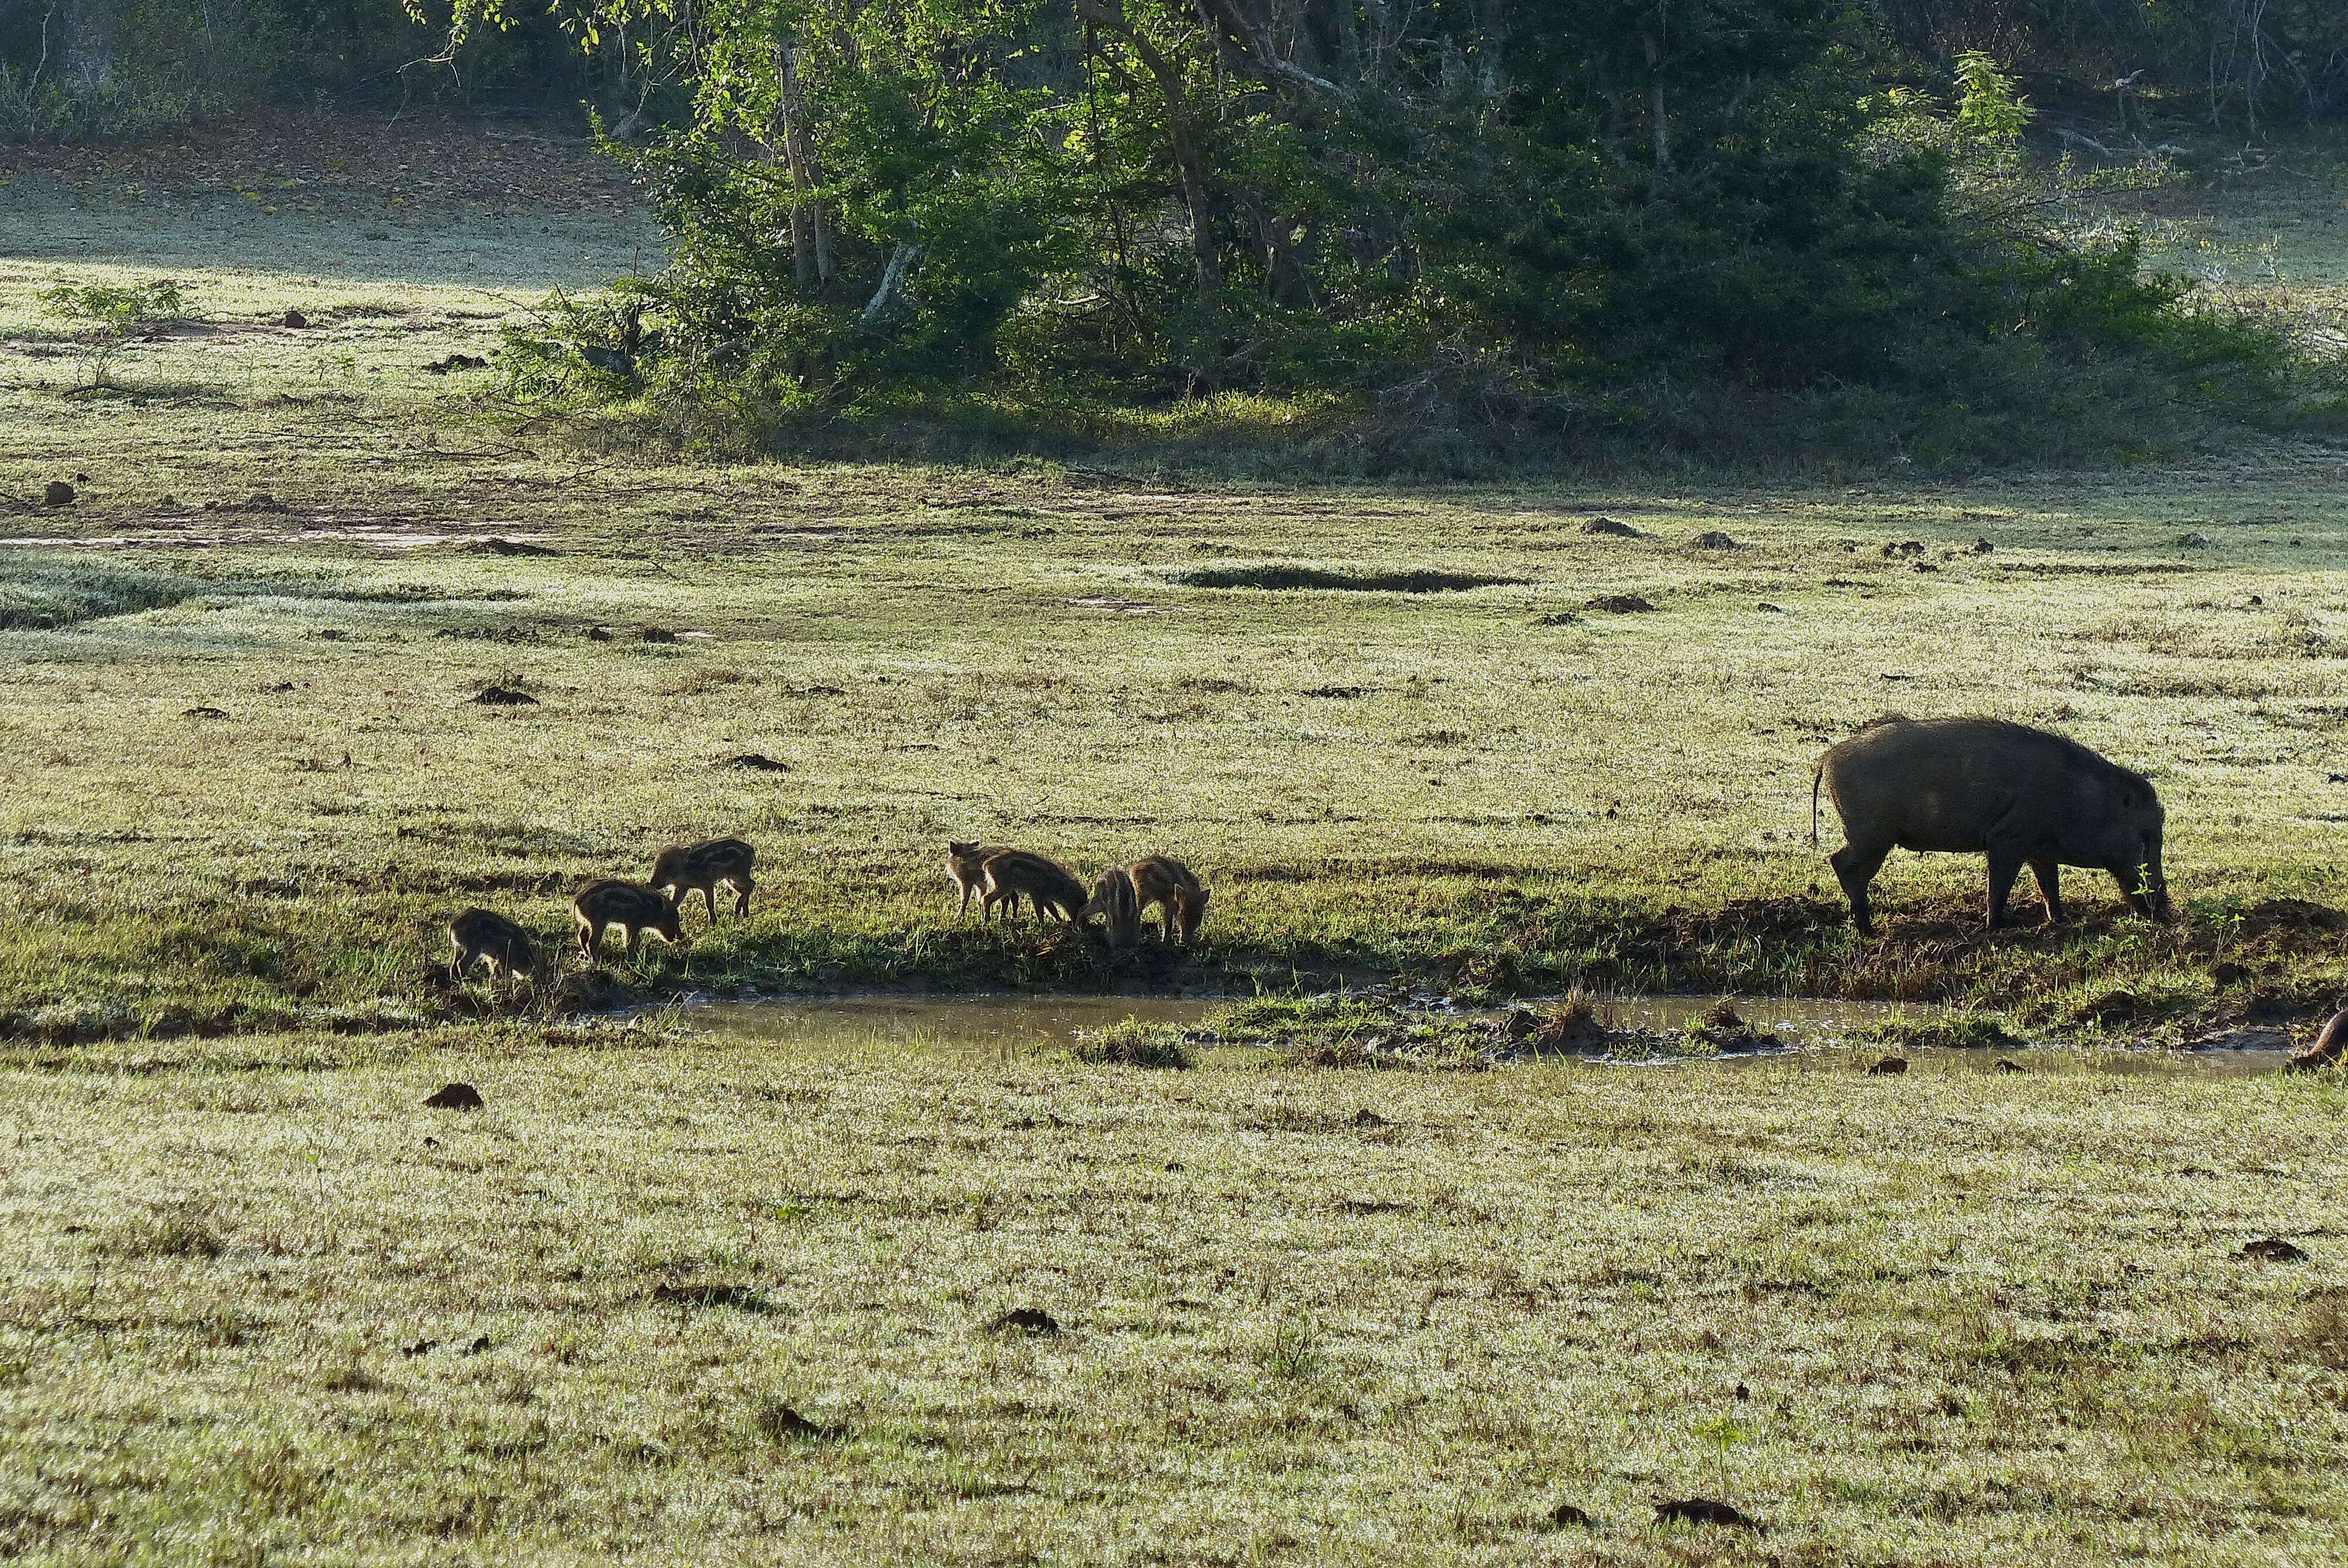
[{"x1": 473, "y1": 0, "x2": 2286, "y2": 464}]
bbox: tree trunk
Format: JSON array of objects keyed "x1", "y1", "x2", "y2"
[
  {"x1": 1642, "y1": 31, "x2": 1669, "y2": 170},
  {"x1": 861, "y1": 241, "x2": 925, "y2": 325},
  {"x1": 776, "y1": 39, "x2": 836, "y2": 290},
  {"x1": 1075, "y1": 0, "x2": 1223, "y2": 305},
  {"x1": 1478, "y1": 0, "x2": 1506, "y2": 97}
]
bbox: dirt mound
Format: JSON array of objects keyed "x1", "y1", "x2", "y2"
[
  {"x1": 2241, "y1": 898, "x2": 2348, "y2": 934},
  {"x1": 1583, "y1": 594, "x2": 1655, "y2": 613}
]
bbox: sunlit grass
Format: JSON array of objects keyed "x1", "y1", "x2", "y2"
[{"x1": 1, "y1": 1026, "x2": 2344, "y2": 1563}]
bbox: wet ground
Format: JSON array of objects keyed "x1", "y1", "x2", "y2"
[{"x1": 684, "y1": 992, "x2": 2296, "y2": 1076}]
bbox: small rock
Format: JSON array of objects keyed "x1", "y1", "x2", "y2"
[
  {"x1": 1867, "y1": 1056, "x2": 1908, "y2": 1076},
  {"x1": 586, "y1": 626, "x2": 614, "y2": 641},
  {"x1": 423, "y1": 1082, "x2": 484, "y2": 1110},
  {"x1": 986, "y1": 1307, "x2": 1061, "y2": 1336},
  {"x1": 42, "y1": 481, "x2": 75, "y2": 506},
  {"x1": 719, "y1": 753, "x2": 789, "y2": 772},
  {"x1": 245, "y1": 492, "x2": 288, "y2": 512},
  {"x1": 1584, "y1": 594, "x2": 1657, "y2": 614},
  {"x1": 1581, "y1": 516, "x2": 1641, "y2": 537},
  {"x1": 464, "y1": 536, "x2": 555, "y2": 556},
  {"x1": 1550, "y1": 1502, "x2": 1593, "y2": 1528},
  {"x1": 1351, "y1": 1108, "x2": 1390, "y2": 1127},
  {"x1": 181, "y1": 705, "x2": 229, "y2": 718},
  {"x1": 1686, "y1": 530, "x2": 1741, "y2": 549},
  {"x1": 471, "y1": 687, "x2": 538, "y2": 707},
  {"x1": 2239, "y1": 1236, "x2": 2308, "y2": 1263},
  {"x1": 1993, "y1": 1059, "x2": 2024, "y2": 1073},
  {"x1": 1655, "y1": 1497, "x2": 1762, "y2": 1532},
  {"x1": 2177, "y1": 532, "x2": 2211, "y2": 549},
  {"x1": 1971, "y1": 538, "x2": 1994, "y2": 553},
  {"x1": 281, "y1": 309, "x2": 308, "y2": 329},
  {"x1": 1756, "y1": 601, "x2": 1786, "y2": 613},
  {"x1": 639, "y1": 626, "x2": 677, "y2": 644},
  {"x1": 1534, "y1": 611, "x2": 1581, "y2": 626}
]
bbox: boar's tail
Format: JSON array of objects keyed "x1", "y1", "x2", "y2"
[{"x1": 1809, "y1": 766, "x2": 1822, "y2": 847}]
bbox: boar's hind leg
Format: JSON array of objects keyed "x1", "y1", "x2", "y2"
[
  {"x1": 2029, "y1": 859, "x2": 2064, "y2": 924},
  {"x1": 1830, "y1": 843, "x2": 1890, "y2": 937}
]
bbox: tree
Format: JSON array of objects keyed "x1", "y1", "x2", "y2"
[{"x1": 450, "y1": 0, "x2": 2279, "y2": 454}]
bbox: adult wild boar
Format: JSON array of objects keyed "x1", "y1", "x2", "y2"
[{"x1": 1811, "y1": 717, "x2": 2170, "y2": 936}]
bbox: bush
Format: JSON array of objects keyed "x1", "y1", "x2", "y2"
[
  {"x1": 474, "y1": 0, "x2": 2294, "y2": 465},
  {"x1": 39, "y1": 278, "x2": 189, "y2": 390}
]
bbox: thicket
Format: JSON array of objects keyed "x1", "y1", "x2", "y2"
[
  {"x1": 468, "y1": 0, "x2": 2289, "y2": 467},
  {"x1": 8, "y1": 1, "x2": 2342, "y2": 139}
]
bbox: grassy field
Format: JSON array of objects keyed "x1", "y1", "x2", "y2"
[
  {"x1": 2, "y1": 1025, "x2": 2346, "y2": 1565},
  {"x1": 5, "y1": 109, "x2": 2348, "y2": 1564},
  {"x1": 5, "y1": 127, "x2": 2348, "y2": 1043}
]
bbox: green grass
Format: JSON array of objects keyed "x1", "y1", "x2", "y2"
[{"x1": 2, "y1": 1023, "x2": 2345, "y2": 1563}]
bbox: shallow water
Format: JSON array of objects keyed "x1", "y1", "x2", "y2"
[{"x1": 684, "y1": 992, "x2": 2294, "y2": 1076}]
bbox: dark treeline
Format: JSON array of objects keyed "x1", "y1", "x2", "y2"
[
  {"x1": 0, "y1": 0, "x2": 631, "y2": 138},
  {"x1": 5, "y1": 0, "x2": 2343, "y2": 138}
]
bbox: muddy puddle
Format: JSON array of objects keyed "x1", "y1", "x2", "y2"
[{"x1": 684, "y1": 993, "x2": 2294, "y2": 1076}]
